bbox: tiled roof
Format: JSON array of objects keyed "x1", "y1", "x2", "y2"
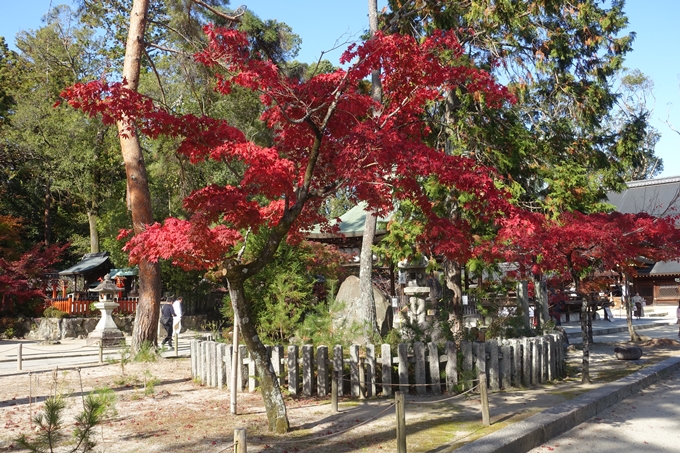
[{"x1": 607, "y1": 176, "x2": 680, "y2": 216}]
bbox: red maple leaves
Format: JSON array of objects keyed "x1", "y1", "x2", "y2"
[
  {"x1": 62, "y1": 27, "x2": 515, "y2": 270},
  {"x1": 494, "y1": 210, "x2": 680, "y2": 289}
]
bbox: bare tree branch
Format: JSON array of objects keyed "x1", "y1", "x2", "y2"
[{"x1": 191, "y1": 1, "x2": 247, "y2": 23}]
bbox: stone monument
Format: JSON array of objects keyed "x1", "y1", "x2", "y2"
[{"x1": 87, "y1": 274, "x2": 125, "y2": 346}]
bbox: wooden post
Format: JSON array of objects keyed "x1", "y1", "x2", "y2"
[
  {"x1": 414, "y1": 342, "x2": 426, "y2": 395},
  {"x1": 174, "y1": 333, "x2": 178, "y2": 357},
  {"x1": 359, "y1": 357, "x2": 366, "y2": 399},
  {"x1": 350, "y1": 344, "x2": 360, "y2": 398},
  {"x1": 288, "y1": 345, "x2": 299, "y2": 396},
  {"x1": 302, "y1": 345, "x2": 313, "y2": 397},
  {"x1": 331, "y1": 370, "x2": 338, "y2": 413},
  {"x1": 445, "y1": 341, "x2": 457, "y2": 394},
  {"x1": 17, "y1": 344, "x2": 22, "y2": 371},
  {"x1": 398, "y1": 342, "x2": 409, "y2": 391},
  {"x1": 382, "y1": 343, "x2": 393, "y2": 397},
  {"x1": 395, "y1": 391, "x2": 406, "y2": 453},
  {"x1": 333, "y1": 345, "x2": 343, "y2": 397},
  {"x1": 317, "y1": 346, "x2": 329, "y2": 397},
  {"x1": 234, "y1": 428, "x2": 247, "y2": 453},
  {"x1": 479, "y1": 372, "x2": 490, "y2": 426}
]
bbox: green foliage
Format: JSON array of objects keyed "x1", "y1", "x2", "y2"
[
  {"x1": 43, "y1": 307, "x2": 69, "y2": 319},
  {"x1": 294, "y1": 283, "x2": 363, "y2": 347},
  {"x1": 373, "y1": 199, "x2": 425, "y2": 266},
  {"x1": 133, "y1": 341, "x2": 158, "y2": 363},
  {"x1": 221, "y1": 234, "x2": 347, "y2": 344},
  {"x1": 160, "y1": 260, "x2": 215, "y2": 316},
  {"x1": 381, "y1": 328, "x2": 404, "y2": 352},
  {"x1": 0, "y1": 316, "x2": 27, "y2": 338},
  {"x1": 238, "y1": 10, "x2": 301, "y2": 64},
  {"x1": 16, "y1": 389, "x2": 116, "y2": 453},
  {"x1": 202, "y1": 319, "x2": 227, "y2": 342},
  {"x1": 143, "y1": 371, "x2": 160, "y2": 396},
  {"x1": 17, "y1": 396, "x2": 67, "y2": 452},
  {"x1": 257, "y1": 271, "x2": 312, "y2": 343}
]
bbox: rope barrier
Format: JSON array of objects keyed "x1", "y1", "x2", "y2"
[
  {"x1": 22, "y1": 344, "x2": 99, "y2": 353},
  {"x1": 0, "y1": 345, "x2": 18, "y2": 354},
  {"x1": 213, "y1": 441, "x2": 234, "y2": 453},
  {"x1": 255, "y1": 402, "x2": 396, "y2": 446},
  {"x1": 405, "y1": 383, "x2": 480, "y2": 405},
  {"x1": 339, "y1": 376, "x2": 480, "y2": 387}
]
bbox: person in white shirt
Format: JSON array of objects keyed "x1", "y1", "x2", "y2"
[
  {"x1": 172, "y1": 296, "x2": 183, "y2": 336},
  {"x1": 632, "y1": 293, "x2": 645, "y2": 319}
]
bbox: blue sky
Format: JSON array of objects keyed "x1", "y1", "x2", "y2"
[{"x1": 2, "y1": 0, "x2": 679, "y2": 178}]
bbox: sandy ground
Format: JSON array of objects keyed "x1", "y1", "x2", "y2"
[{"x1": 1, "y1": 337, "x2": 679, "y2": 453}]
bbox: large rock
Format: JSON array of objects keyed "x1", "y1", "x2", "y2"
[
  {"x1": 62, "y1": 318, "x2": 99, "y2": 338},
  {"x1": 614, "y1": 346, "x2": 643, "y2": 360},
  {"x1": 333, "y1": 275, "x2": 392, "y2": 342},
  {"x1": 27, "y1": 318, "x2": 61, "y2": 341}
]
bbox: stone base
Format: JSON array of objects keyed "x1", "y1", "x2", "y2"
[
  {"x1": 614, "y1": 346, "x2": 643, "y2": 360},
  {"x1": 87, "y1": 329, "x2": 125, "y2": 347}
]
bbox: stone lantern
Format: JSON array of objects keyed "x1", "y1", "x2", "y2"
[{"x1": 87, "y1": 274, "x2": 124, "y2": 346}]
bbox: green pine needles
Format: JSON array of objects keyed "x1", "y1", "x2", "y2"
[{"x1": 16, "y1": 388, "x2": 116, "y2": 453}]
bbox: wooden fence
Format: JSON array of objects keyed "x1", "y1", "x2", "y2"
[
  {"x1": 45, "y1": 297, "x2": 138, "y2": 316},
  {"x1": 191, "y1": 334, "x2": 565, "y2": 397}
]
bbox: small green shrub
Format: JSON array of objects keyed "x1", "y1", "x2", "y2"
[
  {"x1": 43, "y1": 306, "x2": 69, "y2": 319},
  {"x1": 143, "y1": 371, "x2": 160, "y2": 396},
  {"x1": 133, "y1": 341, "x2": 158, "y2": 363},
  {"x1": 16, "y1": 389, "x2": 116, "y2": 453},
  {"x1": 0, "y1": 316, "x2": 27, "y2": 338},
  {"x1": 294, "y1": 283, "x2": 363, "y2": 347}
]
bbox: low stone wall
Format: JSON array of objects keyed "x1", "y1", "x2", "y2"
[{"x1": 25, "y1": 314, "x2": 208, "y2": 341}]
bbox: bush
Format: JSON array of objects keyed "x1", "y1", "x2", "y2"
[
  {"x1": 0, "y1": 316, "x2": 27, "y2": 339},
  {"x1": 43, "y1": 306, "x2": 69, "y2": 319}
]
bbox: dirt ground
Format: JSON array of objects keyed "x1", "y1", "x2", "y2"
[{"x1": 1, "y1": 337, "x2": 679, "y2": 453}]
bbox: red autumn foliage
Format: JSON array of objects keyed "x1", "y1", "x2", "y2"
[
  {"x1": 62, "y1": 27, "x2": 515, "y2": 270},
  {"x1": 0, "y1": 242, "x2": 68, "y2": 312},
  {"x1": 494, "y1": 210, "x2": 680, "y2": 291}
]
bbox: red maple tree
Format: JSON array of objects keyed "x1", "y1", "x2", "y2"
[
  {"x1": 62, "y1": 27, "x2": 514, "y2": 431},
  {"x1": 495, "y1": 210, "x2": 680, "y2": 382},
  {"x1": 0, "y1": 242, "x2": 67, "y2": 314}
]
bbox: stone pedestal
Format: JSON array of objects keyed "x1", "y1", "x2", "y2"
[
  {"x1": 87, "y1": 300, "x2": 124, "y2": 347},
  {"x1": 403, "y1": 286, "x2": 431, "y2": 327}
]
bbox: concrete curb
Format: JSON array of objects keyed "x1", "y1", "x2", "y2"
[{"x1": 453, "y1": 356, "x2": 680, "y2": 453}]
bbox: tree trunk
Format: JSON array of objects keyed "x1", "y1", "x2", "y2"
[
  {"x1": 357, "y1": 0, "x2": 383, "y2": 343},
  {"x1": 532, "y1": 274, "x2": 548, "y2": 330},
  {"x1": 44, "y1": 179, "x2": 52, "y2": 244},
  {"x1": 227, "y1": 275, "x2": 289, "y2": 433},
  {"x1": 623, "y1": 274, "x2": 641, "y2": 341},
  {"x1": 587, "y1": 301, "x2": 594, "y2": 343},
  {"x1": 517, "y1": 281, "x2": 531, "y2": 330},
  {"x1": 118, "y1": 0, "x2": 162, "y2": 351},
  {"x1": 87, "y1": 211, "x2": 100, "y2": 253},
  {"x1": 359, "y1": 210, "x2": 379, "y2": 341},
  {"x1": 579, "y1": 290, "x2": 591, "y2": 384},
  {"x1": 443, "y1": 259, "x2": 463, "y2": 332}
]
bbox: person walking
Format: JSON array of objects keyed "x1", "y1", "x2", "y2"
[
  {"x1": 632, "y1": 292, "x2": 645, "y2": 320},
  {"x1": 172, "y1": 296, "x2": 183, "y2": 336},
  {"x1": 676, "y1": 300, "x2": 680, "y2": 338},
  {"x1": 160, "y1": 299, "x2": 176, "y2": 348}
]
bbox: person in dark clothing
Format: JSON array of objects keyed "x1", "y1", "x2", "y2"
[{"x1": 160, "y1": 301, "x2": 176, "y2": 348}]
